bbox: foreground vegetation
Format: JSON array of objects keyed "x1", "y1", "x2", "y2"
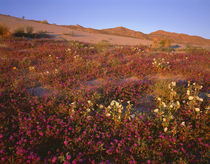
[{"x1": 0, "y1": 37, "x2": 209, "y2": 163}]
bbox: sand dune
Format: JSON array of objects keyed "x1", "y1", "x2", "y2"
[{"x1": 0, "y1": 14, "x2": 152, "y2": 46}]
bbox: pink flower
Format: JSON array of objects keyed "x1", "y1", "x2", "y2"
[
  {"x1": 64, "y1": 140, "x2": 68, "y2": 146},
  {"x1": 52, "y1": 157, "x2": 57, "y2": 163},
  {"x1": 67, "y1": 154, "x2": 71, "y2": 160},
  {"x1": 72, "y1": 160, "x2": 77, "y2": 164}
]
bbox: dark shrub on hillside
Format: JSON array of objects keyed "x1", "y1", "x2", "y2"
[
  {"x1": 13, "y1": 27, "x2": 52, "y2": 39},
  {"x1": 0, "y1": 24, "x2": 10, "y2": 37},
  {"x1": 26, "y1": 26, "x2": 34, "y2": 34}
]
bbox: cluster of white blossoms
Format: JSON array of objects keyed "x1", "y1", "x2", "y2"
[
  {"x1": 152, "y1": 58, "x2": 170, "y2": 70},
  {"x1": 29, "y1": 66, "x2": 35, "y2": 71},
  {"x1": 106, "y1": 100, "x2": 124, "y2": 120},
  {"x1": 66, "y1": 48, "x2": 71, "y2": 53},
  {"x1": 153, "y1": 80, "x2": 206, "y2": 133},
  {"x1": 43, "y1": 71, "x2": 50, "y2": 74},
  {"x1": 73, "y1": 55, "x2": 80, "y2": 59},
  {"x1": 186, "y1": 82, "x2": 204, "y2": 113},
  {"x1": 54, "y1": 69, "x2": 59, "y2": 74}
]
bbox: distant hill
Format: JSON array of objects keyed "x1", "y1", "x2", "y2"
[
  {"x1": 1, "y1": 14, "x2": 210, "y2": 47},
  {"x1": 63, "y1": 25, "x2": 148, "y2": 40},
  {"x1": 64, "y1": 25, "x2": 210, "y2": 46},
  {"x1": 101, "y1": 27, "x2": 149, "y2": 40},
  {"x1": 148, "y1": 30, "x2": 210, "y2": 46}
]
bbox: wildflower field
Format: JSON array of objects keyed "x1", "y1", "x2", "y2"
[{"x1": 0, "y1": 38, "x2": 209, "y2": 163}]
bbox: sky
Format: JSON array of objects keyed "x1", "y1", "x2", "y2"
[{"x1": 0, "y1": 0, "x2": 210, "y2": 39}]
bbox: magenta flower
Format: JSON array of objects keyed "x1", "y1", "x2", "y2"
[
  {"x1": 67, "y1": 154, "x2": 71, "y2": 160},
  {"x1": 52, "y1": 157, "x2": 57, "y2": 163},
  {"x1": 64, "y1": 140, "x2": 68, "y2": 146}
]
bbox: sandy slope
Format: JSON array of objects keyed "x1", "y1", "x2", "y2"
[{"x1": 0, "y1": 14, "x2": 152, "y2": 46}]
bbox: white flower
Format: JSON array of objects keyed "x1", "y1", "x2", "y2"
[
  {"x1": 188, "y1": 96, "x2": 194, "y2": 100},
  {"x1": 164, "y1": 127, "x2": 168, "y2": 132},
  {"x1": 157, "y1": 97, "x2": 161, "y2": 101},
  {"x1": 118, "y1": 108, "x2": 122, "y2": 113},
  {"x1": 170, "y1": 115, "x2": 174, "y2": 119},
  {"x1": 181, "y1": 122, "x2": 185, "y2": 126},
  {"x1": 130, "y1": 114, "x2": 135, "y2": 119},
  {"x1": 99, "y1": 104, "x2": 104, "y2": 109},
  {"x1": 71, "y1": 102, "x2": 76, "y2": 105},
  {"x1": 29, "y1": 66, "x2": 35, "y2": 71},
  {"x1": 110, "y1": 100, "x2": 116, "y2": 106},
  {"x1": 87, "y1": 116, "x2": 92, "y2": 120},
  {"x1": 115, "y1": 101, "x2": 120, "y2": 107},
  {"x1": 196, "y1": 96, "x2": 203, "y2": 102},
  {"x1": 176, "y1": 101, "x2": 180, "y2": 106},
  {"x1": 154, "y1": 109, "x2": 159, "y2": 113},
  {"x1": 162, "y1": 102, "x2": 166, "y2": 108},
  {"x1": 195, "y1": 108, "x2": 200, "y2": 112},
  {"x1": 163, "y1": 118, "x2": 166, "y2": 122},
  {"x1": 106, "y1": 113, "x2": 111, "y2": 117},
  {"x1": 86, "y1": 108, "x2": 91, "y2": 112},
  {"x1": 171, "y1": 81, "x2": 176, "y2": 87},
  {"x1": 186, "y1": 90, "x2": 190, "y2": 95},
  {"x1": 206, "y1": 106, "x2": 210, "y2": 110},
  {"x1": 87, "y1": 100, "x2": 92, "y2": 104},
  {"x1": 127, "y1": 101, "x2": 130, "y2": 104}
]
